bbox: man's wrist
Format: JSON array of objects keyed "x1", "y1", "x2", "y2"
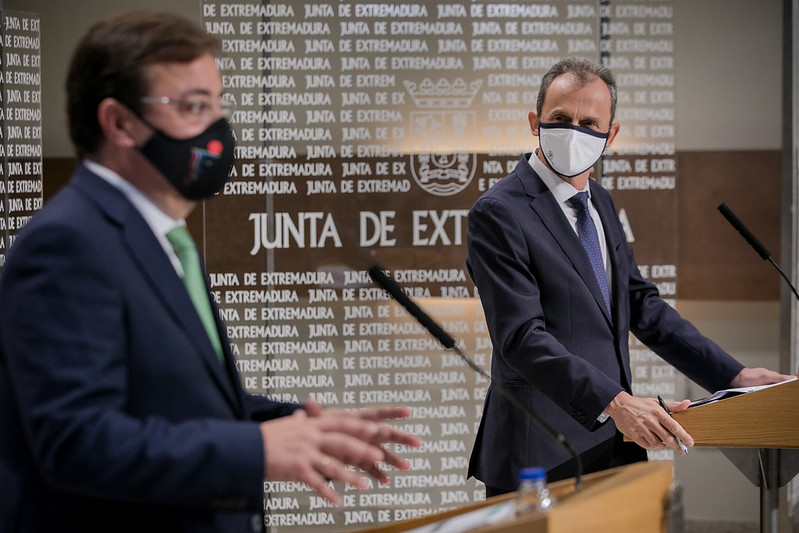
[{"x1": 603, "y1": 390, "x2": 630, "y2": 420}]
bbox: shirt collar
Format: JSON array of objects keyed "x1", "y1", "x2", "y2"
[
  {"x1": 528, "y1": 149, "x2": 589, "y2": 204},
  {"x1": 84, "y1": 159, "x2": 184, "y2": 237}
]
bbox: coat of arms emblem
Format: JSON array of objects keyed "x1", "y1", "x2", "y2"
[{"x1": 404, "y1": 78, "x2": 482, "y2": 196}]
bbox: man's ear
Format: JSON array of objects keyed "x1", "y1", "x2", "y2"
[
  {"x1": 528, "y1": 111, "x2": 540, "y2": 137},
  {"x1": 97, "y1": 98, "x2": 142, "y2": 149},
  {"x1": 605, "y1": 122, "x2": 621, "y2": 148}
]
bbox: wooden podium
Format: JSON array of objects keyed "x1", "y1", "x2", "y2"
[
  {"x1": 672, "y1": 378, "x2": 799, "y2": 533},
  {"x1": 672, "y1": 378, "x2": 799, "y2": 448},
  {"x1": 360, "y1": 461, "x2": 675, "y2": 533}
]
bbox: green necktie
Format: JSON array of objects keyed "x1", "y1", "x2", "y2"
[{"x1": 166, "y1": 225, "x2": 224, "y2": 363}]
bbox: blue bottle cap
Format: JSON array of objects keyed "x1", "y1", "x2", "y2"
[{"x1": 519, "y1": 467, "x2": 547, "y2": 481}]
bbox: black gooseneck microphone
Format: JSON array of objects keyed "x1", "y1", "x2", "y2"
[
  {"x1": 368, "y1": 264, "x2": 583, "y2": 491},
  {"x1": 717, "y1": 203, "x2": 799, "y2": 301}
]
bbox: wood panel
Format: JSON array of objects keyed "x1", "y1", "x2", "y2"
[
  {"x1": 677, "y1": 150, "x2": 781, "y2": 300},
  {"x1": 42, "y1": 149, "x2": 784, "y2": 301}
]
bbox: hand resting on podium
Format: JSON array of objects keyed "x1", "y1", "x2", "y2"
[{"x1": 609, "y1": 367, "x2": 793, "y2": 455}]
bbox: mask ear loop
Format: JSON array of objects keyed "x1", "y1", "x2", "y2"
[{"x1": 117, "y1": 99, "x2": 164, "y2": 152}]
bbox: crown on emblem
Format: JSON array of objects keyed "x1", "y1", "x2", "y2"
[{"x1": 404, "y1": 78, "x2": 482, "y2": 108}]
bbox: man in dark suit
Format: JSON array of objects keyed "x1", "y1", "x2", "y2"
[
  {"x1": 0, "y1": 11, "x2": 420, "y2": 532},
  {"x1": 466, "y1": 57, "x2": 791, "y2": 496}
]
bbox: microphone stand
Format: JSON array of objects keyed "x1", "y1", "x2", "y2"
[
  {"x1": 767, "y1": 257, "x2": 799, "y2": 302},
  {"x1": 717, "y1": 203, "x2": 799, "y2": 533},
  {"x1": 449, "y1": 341, "x2": 583, "y2": 491},
  {"x1": 368, "y1": 265, "x2": 583, "y2": 491}
]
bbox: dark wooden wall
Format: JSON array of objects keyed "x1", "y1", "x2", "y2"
[
  {"x1": 43, "y1": 149, "x2": 782, "y2": 301},
  {"x1": 677, "y1": 150, "x2": 781, "y2": 300}
]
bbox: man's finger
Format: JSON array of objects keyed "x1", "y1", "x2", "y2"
[
  {"x1": 659, "y1": 413, "x2": 694, "y2": 447},
  {"x1": 316, "y1": 454, "x2": 370, "y2": 491}
]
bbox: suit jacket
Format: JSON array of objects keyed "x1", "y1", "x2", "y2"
[
  {"x1": 0, "y1": 164, "x2": 301, "y2": 532},
  {"x1": 466, "y1": 155, "x2": 743, "y2": 490}
]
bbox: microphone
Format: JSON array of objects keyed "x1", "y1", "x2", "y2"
[
  {"x1": 368, "y1": 264, "x2": 583, "y2": 491},
  {"x1": 717, "y1": 203, "x2": 770, "y2": 260},
  {"x1": 717, "y1": 203, "x2": 799, "y2": 301},
  {"x1": 367, "y1": 265, "x2": 455, "y2": 350}
]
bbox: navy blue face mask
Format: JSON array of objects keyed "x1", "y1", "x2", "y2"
[{"x1": 139, "y1": 117, "x2": 236, "y2": 200}]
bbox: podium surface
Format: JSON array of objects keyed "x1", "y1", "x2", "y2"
[
  {"x1": 360, "y1": 461, "x2": 674, "y2": 533},
  {"x1": 672, "y1": 377, "x2": 799, "y2": 533},
  {"x1": 672, "y1": 378, "x2": 799, "y2": 448}
]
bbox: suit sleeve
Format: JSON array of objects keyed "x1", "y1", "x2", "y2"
[
  {"x1": 0, "y1": 221, "x2": 266, "y2": 511},
  {"x1": 621, "y1": 235, "x2": 744, "y2": 393},
  {"x1": 467, "y1": 196, "x2": 623, "y2": 427},
  {"x1": 244, "y1": 394, "x2": 303, "y2": 421}
]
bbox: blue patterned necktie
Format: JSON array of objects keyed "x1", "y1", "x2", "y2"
[
  {"x1": 569, "y1": 192, "x2": 611, "y2": 314},
  {"x1": 166, "y1": 226, "x2": 224, "y2": 363}
]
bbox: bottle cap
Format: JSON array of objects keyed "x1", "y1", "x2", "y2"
[{"x1": 519, "y1": 467, "x2": 547, "y2": 481}]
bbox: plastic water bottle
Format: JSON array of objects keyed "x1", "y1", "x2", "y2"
[{"x1": 515, "y1": 467, "x2": 556, "y2": 516}]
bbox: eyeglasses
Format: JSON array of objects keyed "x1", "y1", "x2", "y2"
[{"x1": 139, "y1": 95, "x2": 235, "y2": 122}]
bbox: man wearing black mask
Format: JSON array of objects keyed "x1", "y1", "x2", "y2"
[{"x1": 0, "y1": 11, "x2": 421, "y2": 533}]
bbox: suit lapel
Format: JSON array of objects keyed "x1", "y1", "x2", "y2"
[
  {"x1": 72, "y1": 167, "x2": 244, "y2": 415},
  {"x1": 518, "y1": 158, "x2": 612, "y2": 325}
]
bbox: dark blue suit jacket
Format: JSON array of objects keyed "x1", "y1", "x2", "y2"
[
  {"x1": 0, "y1": 165, "x2": 300, "y2": 532},
  {"x1": 466, "y1": 155, "x2": 743, "y2": 490}
]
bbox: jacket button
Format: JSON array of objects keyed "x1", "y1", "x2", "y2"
[{"x1": 250, "y1": 513, "x2": 263, "y2": 532}]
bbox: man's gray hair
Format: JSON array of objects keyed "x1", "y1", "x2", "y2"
[{"x1": 536, "y1": 57, "x2": 618, "y2": 124}]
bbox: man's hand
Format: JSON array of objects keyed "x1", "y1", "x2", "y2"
[
  {"x1": 605, "y1": 391, "x2": 693, "y2": 454},
  {"x1": 303, "y1": 399, "x2": 421, "y2": 483},
  {"x1": 260, "y1": 402, "x2": 422, "y2": 505},
  {"x1": 730, "y1": 368, "x2": 794, "y2": 388}
]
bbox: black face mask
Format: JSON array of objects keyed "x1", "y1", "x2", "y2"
[{"x1": 138, "y1": 117, "x2": 235, "y2": 200}]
